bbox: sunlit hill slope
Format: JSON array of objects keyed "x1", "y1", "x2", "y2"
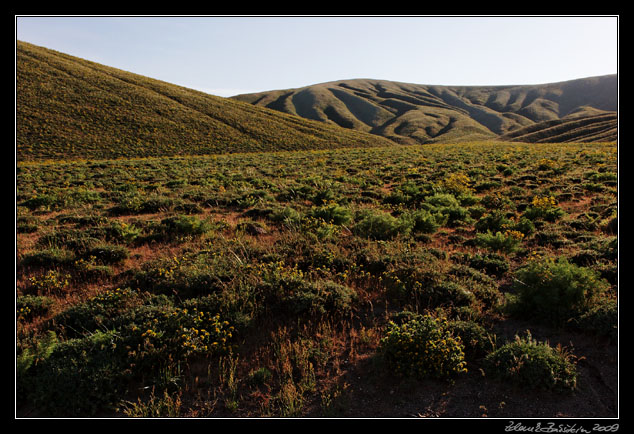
[
  {"x1": 16, "y1": 41, "x2": 396, "y2": 161},
  {"x1": 232, "y1": 75, "x2": 617, "y2": 144}
]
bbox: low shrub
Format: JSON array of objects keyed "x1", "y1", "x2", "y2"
[
  {"x1": 467, "y1": 253, "x2": 510, "y2": 277},
  {"x1": 405, "y1": 209, "x2": 448, "y2": 234},
  {"x1": 21, "y1": 330, "x2": 130, "y2": 416},
  {"x1": 379, "y1": 314, "x2": 468, "y2": 380},
  {"x1": 568, "y1": 296, "x2": 617, "y2": 342},
  {"x1": 448, "y1": 320, "x2": 496, "y2": 360},
  {"x1": 474, "y1": 230, "x2": 524, "y2": 253},
  {"x1": 353, "y1": 209, "x2": 412, "y2": 240},
  {"x1": 269, "y1": 206, "x2": 303, "y2": 228},
  {"x1": 509, "y1": 257, "x2": 610, "y2": 324},
  {"x1": 20, "y1": 248, "x2": 75, "y2": 267},
  {"x1": 27, "y1": 270, "x2": 71, "y2": 295},
  {"x1": 523, "y1": 196, "x2": 566, "y2": 222},
  {"x1": 84, "y1": 244, "x2": 130, "y2": 264},
  {"x1": 309, "y1": 204, "x2": 353, "y2": 226},
  {"x1": 17, "y1": 295, "x2": 54, "y2": 321},
  {"x1": 484, "y1": 332, "x2": 578, "y2": 392},
  {"x1": 284, "y1": 280, "x2": 357, "y2": 317},
  {"x1": 160, "y1": 215, "x2": 213, "y2": 237}
]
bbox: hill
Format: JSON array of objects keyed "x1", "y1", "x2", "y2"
[
  {"x1": 232, "y1": 76, "x2": 618, "y2": 144},
  {"x1": 16, "y1": 41, "x2": 396, "y2": 161}
]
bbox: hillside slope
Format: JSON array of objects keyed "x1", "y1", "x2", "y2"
[
  {"x1": 232, "y1": 76, "x2": 618, "y2": 144},
  {"x1": 16, "y1": 41, "x2": 396, "y2": 161}
]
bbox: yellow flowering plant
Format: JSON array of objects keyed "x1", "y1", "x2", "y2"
[{"x1": 379, "y1": 314, "x2": 467, "y2": 380}]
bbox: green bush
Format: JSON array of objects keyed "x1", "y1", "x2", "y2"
[
  {"x1": 53, "y1": 287, "x2": 138, "y2": 338},
  {"x1": 474, "y1": 230, "x2": 524, "y2": 253},
  {"x1": 106, "y1": 220, "x2": 141, "y2": 243},
  {"x1": 379, "y1": 314, "x2": 467, "y2": 380},
  {"x1": 466, "y1": 253, "x2": 510, "y2": 277},
  {"x1": 523, "y1": 196, "x2": 566, "y2": 222},
  {"x1": 448, "y1": 320, "x2": 496, "y2": 360},
  {"x1": 484, "y1": 332, "x2": 577, "y2": 392},
  {"x1": 270, "y1": 206, "x2": 303, "y2": 228},
  {"x1": 17, "y1": 295, "x2": 54, "y2": 321},
  {"x1": 353, "y1": 209, "x2": 412, "y2": 240},
  {"x1": 21, "y1": 330, "x2": 130, "y2": 416},
  {"x1": 475, "y1": 211, "x2": 510, "y2": 233},
  {"x1": 129, "y1": 254, "x2": 232, "y2": 299},
  {"x1": 284, "y1": 280, "x2": 357, "y2": 317},
  {"x1": 160, "y1": 215, "x2": 213, "y2": 236},
  {"x1": 309, "y1": 204, "x2": 353, "y2": 226},
  {"x1": 425, "y1": 193, "x2": 459, "y2": 208},
  {"x1": 84, "y1": 244, "x2": 130, "y2": 264},
  {"x1": 405, "y1": 209, "x2": 447, "y2": 234},
  {"x1": 568, "y1": 296, "x2": 617, "y2": 342},
  {"x1": 510, "y1": 257, "x2": 610, "y2": 324}
]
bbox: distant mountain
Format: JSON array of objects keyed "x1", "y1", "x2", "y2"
[
  {"x1": 16, "y1": 41, "x2": 396, "y2": 161},
  {"x1": 232, "y1": 75, "x2": 617, "y2": 144}
]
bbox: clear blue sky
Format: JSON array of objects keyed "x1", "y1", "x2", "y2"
[{"x1": 16, "y1": 15, "x2": 619, "y2": 97}]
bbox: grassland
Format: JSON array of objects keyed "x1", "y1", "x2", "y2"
[
  {"x1": 232, "y1": 76, "x2": 618, "y2": 145},
  {"x1": 16, "y1": 141, "x2": 618, "y2": 418},
  {"x1": 16, "y1": 41, "x2": 395, "y2": 162}
]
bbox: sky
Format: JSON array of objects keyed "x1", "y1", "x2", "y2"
[{"x1": 15, "y1": 15, "x2": 619, "y2": 97}]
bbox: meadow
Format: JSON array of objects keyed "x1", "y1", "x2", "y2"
[{"x1": 16, "y1": 141, "x2": 618, "y2": 418}]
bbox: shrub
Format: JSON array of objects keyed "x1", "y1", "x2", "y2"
[
  {"x1": 438, "y1": 173, "x2": 474, "y2": 195},
  {"x1": 481, "y1": 193, "x2": 513, "y2": 210},
  {"x1": 379, "y1": 314, "x2": 467, "y2": 380},
  {"x1": 568, "y1": 296, "x2": 617, "y2": 342},
  {"x1": 84, "y1": 244, "x2": 130, "y2": 264},
  {"x1": 405, "y1": 209, "x2": 447, "y2": 234},
  {"x1": 270, "y1": 206, "x2": 303, "y2": 228},
  {"x1": 17, "y1": 295, "x2": 54, "y2": 321},
  {"x1": 309, "y1": 204, "x2": 353, "y2": 226},
  {"x1": 129, "y1": 254, "x2": 232, "y2": 299},
  {"x1": 484, "y1": 332, "x2": 578, "y2": 392},
  {"x1": 160, "y1": 215, "x2": 213, "y2": 237},
  {"x1": 428, "y1": 281, "x2": 476, "y2": 308},
  {"x1": 353, "y1": 209, "x2": 412, "y2": 240},
  {"x1": 523, "y1": 195, "x2": 566, "y2": 222},
  {"x1": 106, "y1": 220, "x2": 141, "y2": 243},
  {"x1": 509, "y1": 257, "x2": 610, "y2": 324},
  {"x1": 425, "y1": 193, "x2": 459, "y2": 208},
  {"x1": 22, "y1": 330, "x2": 130, "y2": 416},
  {"x1": 475, "y1": 211, "x2": 511, "y2": 233},
  {"x1": 53, "y1": 287, "x2": 138, "y2": 338},
  {"x1": 466, "y1": 253, "x2": 510, "y2": 277},
  {"x1": 284, "y1": 280, "x2": 357, "y2": 317},
  {"x1": 27, "y1": 270, "x2": 71, "y2": 295},
  {"x1": 20, "y1": 248, "x2": 75, "y2": 267},
  {"x1": 474, "y1": 230, "x2": 524, "y2": 253},
  {"x1": 448, "y1": 320, "x2": 496, "y2": 360}
]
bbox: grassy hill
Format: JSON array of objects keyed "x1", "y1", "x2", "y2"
[
  {"x1": 16, "y1": 41, "x2": 396, "y2": 161},
  {"x1": 232, "y1": 76, "x2": 618, "y2": 144}
]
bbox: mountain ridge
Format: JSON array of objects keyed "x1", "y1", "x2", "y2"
[
  {"x1": 16, "y1": 40, "x2": 617, "y2": 163},
  {"x1": 232, "y1": 75, "x2": 617, "y2": 144}
]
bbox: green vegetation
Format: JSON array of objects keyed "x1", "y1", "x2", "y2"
[
  {"x1": 16, "y1": 41, "x2": 395, "y2": 162},
  {"x1": 233, "y1": 77, "x2": 617, "y2": 145},
  {"x1": 16, "y1": 140, "x2": 617, "y2": 417},
  {"x1": 379, "y1": 314, "x2": 468, "y2": 380},
  {"x1": 484, "y1": 332, "x2": 578, "y2": 392},
  {"x1": 15, "y1": 37, "x2": 618, "y2": 419}
]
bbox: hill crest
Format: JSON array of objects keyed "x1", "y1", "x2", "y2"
[
  {"x1": 232, "y1": 75, "x2": 617, "y2": 144},
  {"x1": 16, "y1": 41, "x2": 396, "y2": 161}
]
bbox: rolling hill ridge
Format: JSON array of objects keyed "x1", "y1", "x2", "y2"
[
  {"x1": 16, "y1": 41, "x2": 396, "y2": 161},
  {"x1": 232, "y1": 76, "x2": 618, "y2": 144}
]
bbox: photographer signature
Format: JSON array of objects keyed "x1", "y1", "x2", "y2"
[{"x1": 505, "y1": 421, "x2": 619, "y2": 433}]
